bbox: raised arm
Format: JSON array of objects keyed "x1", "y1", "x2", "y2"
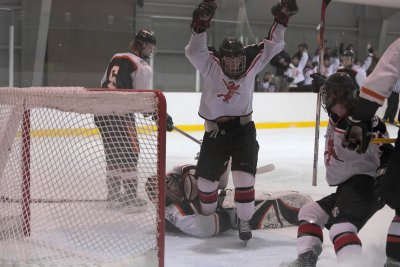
[{"x1": 184, "y1": 1, "x2": 217, "y2": 76}]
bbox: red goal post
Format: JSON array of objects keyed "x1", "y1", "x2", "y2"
[{"x1": 0, "y1": 87, "x2": 166, "y2": 267}]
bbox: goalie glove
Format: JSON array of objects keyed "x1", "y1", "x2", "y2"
[
  {"x1": 271, "y1": 0, "x2": 299, "y2": 27},
  {"x1": 342, "y1": 116, "x2": 373, "y2": 154},
  {"x1": 191, "y1": 0, "x2": 217, "y2": 34},
  {"x1": 166, "y1": 114, "x2": 174, "y2": 132},
  {"x1": 310, "y1": 73, "x2": 326, "y2": 93}
]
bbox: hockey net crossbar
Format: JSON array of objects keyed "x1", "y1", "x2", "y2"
[{"x1": 0, "y1": 87, "x2": 166, "y2": 267}]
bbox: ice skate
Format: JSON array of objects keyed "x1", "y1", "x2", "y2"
[
  {"x1": 385, "y1": 257, "x2": 400, "y2": 267},
  {"x1": 122, "y1": 195, "x2": 148, "y2": 214},
  {"x1": 279, "y1": 251, "x2": 318, "y2": 267},
  {"x1": 238, "y1": 219, "x2": 252, "y2": 246}
]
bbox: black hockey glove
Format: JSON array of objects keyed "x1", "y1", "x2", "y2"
[
  {"x1": 271, "y1": 0, "x2": 299, "y2": 27},
  {"x1": 191, "y1": 0, "x2": 217, "y2": 34},
  {"x1": 310, "y1": 73, "x2": 326, "y2": 93},
  {"x1": 367, "y1": 44, "x2": 374, "y2": 55},
  {"x1": 166, "y1": 114, "x2": 174, "y2": 132},
  {"x1": 342, "y1": 117, "x2": 373, "y2": 154}
]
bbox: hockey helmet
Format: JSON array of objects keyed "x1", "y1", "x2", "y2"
[
  {"x1": 133, "y1": 28, "x2": 157, "y2": 59},
  {"x1": 320, "y1": 72, "x2": 357, "y2": 114},
  {"x1": 342, "y1": 49, "x2": 355, "y2": 68},
  {"x1": 219, "y1": 37, "x2": 246, "y2": 79}
]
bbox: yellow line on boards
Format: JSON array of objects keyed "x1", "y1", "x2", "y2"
[{"x1": 19, "y1": 121, "x2": 329, "y2": 138}]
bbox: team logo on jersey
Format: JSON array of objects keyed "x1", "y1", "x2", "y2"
[
  {"x1": 217, "y1": 79, "x2": 241, "y2": 103},
  {"x1": 332, "y1": 207, "x2": 340, "y2": 217},
  {"x1": 324, "y1": 136, "x2": 344, "y2": 166}
]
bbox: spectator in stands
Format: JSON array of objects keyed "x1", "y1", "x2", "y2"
[
  {"x1": 257, "y1": 72, "x2": 276, "y2": 92},
  {"x1": 286, "y1": 43, "x2": 309, "y2": 92},
  {"x1": 270, "y1": 48, "x2": 291, "y2": 92}
]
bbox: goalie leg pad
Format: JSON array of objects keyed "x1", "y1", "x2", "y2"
[{"x1": 329, "y1": 222, "x2": 362, "y2": 260}]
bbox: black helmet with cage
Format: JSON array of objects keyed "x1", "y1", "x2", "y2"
[
  {"x1": 219, "y1": 37, "x2": 246, "y2": 79},
  {"x1": 132, "y1": 28, "x2": 157, "y2": 59},
  {"x1": 320, "y1": 72, "x2": 357, "y2": 115},
  {"x1": 342, "y1": 49, "x2": 355, "y2": 69}
]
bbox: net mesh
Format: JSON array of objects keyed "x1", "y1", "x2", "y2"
[{"x1": 0, "y1": 87, "x2": 164, "y2": 266}]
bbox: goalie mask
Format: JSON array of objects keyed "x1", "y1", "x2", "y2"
[
  {"x1": 320, "y1": 72, "x2": 356, "y2": 115},
  {"x1": 219, "y1": 37, "x2": 246, "y2": 79},
  {"x1": 133, "y1": 29, "x2": 157, "y2": 60},
  {"x1": 145, "y1": 173, "x2": 185, "y2": 205},
  {"x1": 165, "y1": 173, "x2": 185, "y2": 204}
]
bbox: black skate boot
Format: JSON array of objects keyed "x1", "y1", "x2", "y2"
[
  {"x1": 279, "y1": 251, "x2": 318, "y2": 267},
  {"x1": 238, "y1": 219, "x2": 252, "y2": 242},
  {"x1": 385, "y1": 257, "x2": 400, "y2": 267}
]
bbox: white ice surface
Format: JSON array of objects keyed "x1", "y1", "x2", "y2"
[{"x1": 164, "y1": 125, "x2": 399, "y2": 267}]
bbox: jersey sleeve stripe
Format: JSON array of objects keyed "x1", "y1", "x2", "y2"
[{"x1": 360, "y1": 86, "x2": 386, "y2": 102}]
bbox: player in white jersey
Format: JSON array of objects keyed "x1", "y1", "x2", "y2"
[
  {"x1": 185, "y1": 0, "x2": 298, "y2": 242},
  {"x1": 343, "y1": 37, "x2": 400, "y2": 266},
  {"x1": 281, "y1": 73, "x2": 393, "y2": 267},
  {"x1": 94, "y1": 29, "x2": 173, "y2": 213},
  {"x1": 336, "y1": 49, "x2": 367, "y2": 89},
  {"x1": 145, "y1": 161, "x2": 313, "y2": 238}
]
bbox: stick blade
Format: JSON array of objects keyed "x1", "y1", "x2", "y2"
[{"x1": 256, "y1": 164, "x2": 275, "y2": 175}]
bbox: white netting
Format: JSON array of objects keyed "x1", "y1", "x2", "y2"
[{"x1": 0, "y1": 87, "x2": 165, "y2": 266}]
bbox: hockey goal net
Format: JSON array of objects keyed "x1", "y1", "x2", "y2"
[{"x1": 0, "y1": 87, "x2": 166, "y2": 267}]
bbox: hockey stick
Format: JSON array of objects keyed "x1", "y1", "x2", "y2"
[
  {"x1": 172, "y1": 126, "x2": 202, "y2": 145},
  {"x1": 312, "y1": 0, "x2": 331, "y2": 186},
  {"x1": 370, "y1": 138, "x2": 397, "y2": 144},
  {"x1": 256, "y1": 164, "x2": 275, "y2": 175},
  {"x1": 0, "y1": 195, "x2": 108, "y2": 203}
]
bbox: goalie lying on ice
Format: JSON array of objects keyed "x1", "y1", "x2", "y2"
[{"x1": 145, "y1": 161, "x2": 313, "y2": 238}]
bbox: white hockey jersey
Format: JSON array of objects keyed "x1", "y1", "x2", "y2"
[
  {"x1": 185, "y1": 22, "x2": 286, "y2": 120},
  {"x1": 359, "y1": 37, "x2": 400, "y2": 106},
  {"x1": 324, "y1": 117, "x2": 388, "y2": 185},
  {"x1": 101, "y1": 52, "x2": 153, "y2": 90}
]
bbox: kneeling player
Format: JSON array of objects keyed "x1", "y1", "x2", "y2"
[
  {"x1": 281, "y1": 73, "x2": 393, "y2": 267},
  {"x1": 146, "y1": 161, "x2": 313, "y2": 238}
]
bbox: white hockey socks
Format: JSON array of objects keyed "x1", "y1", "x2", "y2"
[
  {"x1": 232, "y1": 171, "x2": 255, "y2": 221},
  {"x1": 198, "y1": 177, "x2": 219, "y2": 215},
  {"x1": 329, "y1": 222, "x2": 362, "y2": 261}
]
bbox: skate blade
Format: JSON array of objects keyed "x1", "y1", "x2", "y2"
[
  {"x1": 241, "y1": 240, "x2": 249, "y2": 247},
  {"x1": 123, "y1": 204, "x2": 147, "y2": 214}
]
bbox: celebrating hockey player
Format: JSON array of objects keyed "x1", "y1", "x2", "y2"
[
  {"x1": 343, "y1": 37, "x2": 400, "y2": 266},
  {"x1": 185, "y1": 0, "x2": 298, "y2": 242},
  {"x1": 281, "y1": 72, "x2": 393, "y2": 267},
  {"x1": 145, "y1": 160, "x2": 313, "y2": 238},
  {"x1": 336, "y1": 49, "x2": 367, "y2": 89},
  {"x1": 95, "y1": 29, "x2": 173, "y2": 213}
]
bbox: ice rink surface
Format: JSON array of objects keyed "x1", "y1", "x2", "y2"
[{"x1": 164, "y1": 124, "x2": 399, "y2": 267}]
